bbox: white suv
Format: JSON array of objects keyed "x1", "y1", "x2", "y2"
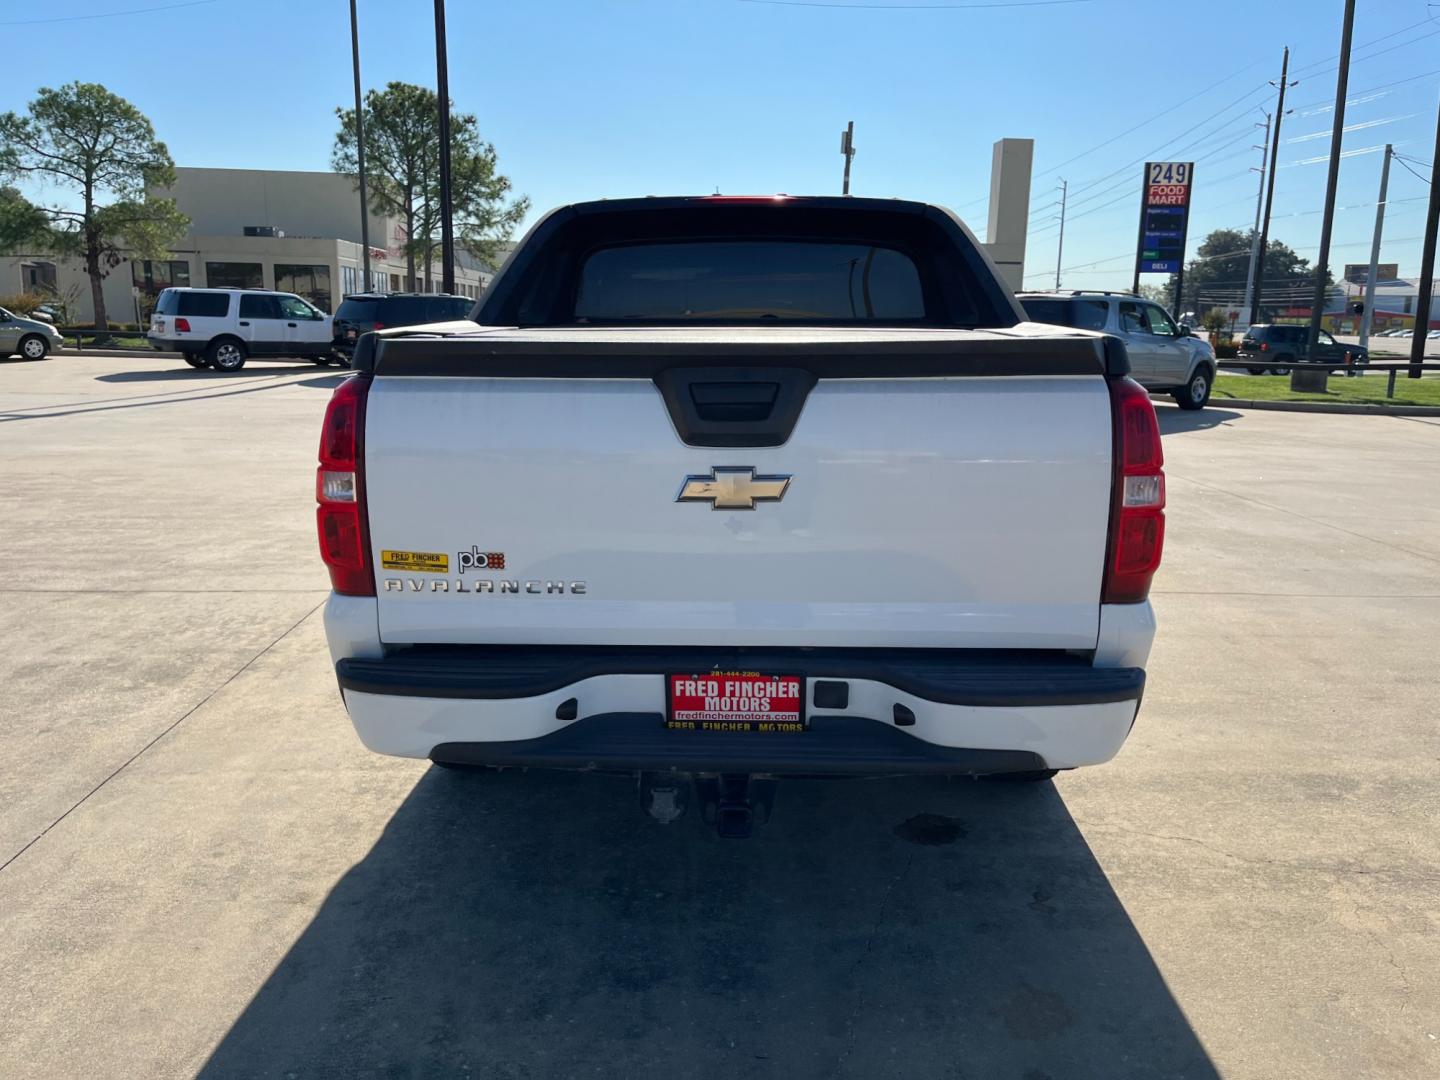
[
  {"x1": 148, "y1": 288, "x2": 336, "y2": 371},
  {"x1": 1018, "y1": 291, "x2": 1217, "y2": 410}
]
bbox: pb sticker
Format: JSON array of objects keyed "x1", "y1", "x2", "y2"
[
  {"x1": 381, "y1": 550, "x2": 449, "y2": 573},
  {"x1": 458, "y1": 546, "x2": 506, "y2": 573}
]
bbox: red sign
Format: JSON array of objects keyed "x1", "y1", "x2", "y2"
[
  {"x1": 667, "y1": 671, "x2": 803, "y2": 733},
  {"x1": 1146, "y1": 184, "x2": 1191, "y2": 207}
]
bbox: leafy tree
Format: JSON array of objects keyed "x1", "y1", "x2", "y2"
[
  {"x1": 0, "y1": 185, "x2": 49, "y2": 252},
  {"x1": 1136, "y1": 283, "x2": 1170, "y2": 304},
  {"x1": 1180, "y1": 228, "x2": 1329, "y2": 318},
  {"x1": 0, "y1": 83, "x2": 188, "y2": 330},
  {"x1": 333, "y1": 81, "x2": 528, "y2": 290}
]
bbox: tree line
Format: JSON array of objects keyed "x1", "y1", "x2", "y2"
[{"x1": 1, "y1": 80, "x2": 525, "y2": 330}]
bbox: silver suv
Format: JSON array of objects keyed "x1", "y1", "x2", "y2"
[{"x1": 1018, "y1": 291, "x2": 1217, "y2": 410}]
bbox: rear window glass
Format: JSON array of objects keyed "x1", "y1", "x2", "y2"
[
  {"x1": 172, "y1": 292, "x2": 230, "y2": 318},
  {"x1": 336, "y1": 298, "x2": 380, "y2": 323},
  {"x1": 1021, "y1": 298, "x2": 1108, "y2": 331},
  {"x1": 573, "y1": 241, "x2": 926, "y2": 322}
]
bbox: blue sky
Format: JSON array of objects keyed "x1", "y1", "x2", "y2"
[{"x1": 3, "y1": 0, "x2": 1437, "y2": 291}]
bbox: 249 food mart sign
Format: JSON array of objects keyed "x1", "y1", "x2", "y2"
[{"x1": 1135, "y1": 162, "x2": 1194, "y2": 275}]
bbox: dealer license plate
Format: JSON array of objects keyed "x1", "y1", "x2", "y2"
[{"x1": 666, "y1": 671, "x2": 805, "y2": 733}]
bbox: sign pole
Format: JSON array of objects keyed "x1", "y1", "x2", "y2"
[
  {"x1": 1132, "y1": 166, "x2": 1147, "y2": 295},
  {"x1": 1411, "y1": 93, "x2": 1440, "y2": 378}
]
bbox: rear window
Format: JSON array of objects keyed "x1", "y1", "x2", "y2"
[
  {"x1": 374, "y1": 296, "x2": 477, "y2": 325},
  {"x1": 1020, "y1": 298, "x2": 1108, "y2": 331},
  {"x1": 574, "y1": 241, "x2": 925, "y2": 322},
  {"x1": 336, "y1": 298, "x2": 380, "y2": 323},
  {"x1": 478, "y1": 202, "x2": 1016, "y2": 328},
  {"x1": 162, "y1": 291, "x2": 230, "y2": 318}
]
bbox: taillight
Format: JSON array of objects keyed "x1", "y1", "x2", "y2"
[
  {"x1": 373, "y1": 322, "x2": 384, "y2": 330},
  {"x1": 1260, "y1": 342, "x2": 1269, "y2": 352},
  {"x1": 315, "y1": 375, "x2": 375, "y2": 596},
  {"x1": 174, "y1": 317, "x2": 191, "y2": 333},
  {"x1": 1102, "y1": 377, "x2": 1165, "y2": 604}
]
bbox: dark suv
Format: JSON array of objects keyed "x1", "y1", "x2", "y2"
[
  {"x1": 332, "y1": 293, "x2": 476, "y2": 362},
  {"x1": 1239, "y1": 324, "x2": 1369, "y2": 375}
]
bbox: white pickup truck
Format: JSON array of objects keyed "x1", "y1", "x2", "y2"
[{"x1": 317, "y1": 195, "x2": 1164, "y2": 836}]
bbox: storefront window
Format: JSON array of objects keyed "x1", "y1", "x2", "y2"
[
  {"x1": 275, "y1": 263, "x2": 332, "y2": 312},
  {"x1": 131, "y1": 260, "x2": 191, "y2": 294},
  {"x1": 205, "y1": 262, "x2": 263, "y2": 290}
]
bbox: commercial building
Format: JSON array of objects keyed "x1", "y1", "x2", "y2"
[{"x1": 0, "y1": 168, "x2": 500, "y2": 325}]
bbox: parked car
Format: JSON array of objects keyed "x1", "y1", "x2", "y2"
[
  {"x1": 331, "y1": 292, "x2": 475, "y2": 362},
  {"x1": 0, "y1": 305, "x2": 65, "y2": 360},
  {"x1": 1017, "y1": 290, "x2": 1217, "y2": 409},
  {"x1": 147, "y1": 288, "x2": 335, "y2": 371},
  {"x1": 1237, "y1": 324, "x2": 1369, "y2": 375},
  {"x1": 319, "y1": 195, "x2": 1164, "y2": 835}
]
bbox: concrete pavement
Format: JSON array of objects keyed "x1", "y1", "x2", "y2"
[{"x1": 1, "y1": 353, "x2": 1437, "y2": 1079}]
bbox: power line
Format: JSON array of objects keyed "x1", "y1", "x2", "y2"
[
  {"x1": 0, "y1": 0, "x2": 217, "y2": 25},
  {"x1": 1395, "y1": 156, "x2": 1433, "y2": 185},
  {"x1": 735, "y1": 0, "x2": 1093, "y2": 8}
]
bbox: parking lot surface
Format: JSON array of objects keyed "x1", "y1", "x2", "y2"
[{"x1": 1, "y1": 353, "x2": 1437, "y2": 1079}]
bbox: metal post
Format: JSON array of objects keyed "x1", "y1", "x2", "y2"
[
  {"x1": 1054, "y1": 179, "x2": 1067, "y2": 290},
  {"x1": 1359, "y1": 145, "x2": 1391, "y2": 351},
  {"x1": 1132, "y1": 169, "x2": 1146, "y2": 295},
  {"x1": 434, "y1": 0, "x2": 455, "y2": 294},
  {"x1": 350, "y1": 0, "x2": 370, "y2": 293},
  {"x1": 1410, "y1": 95, "x2": 1440, "y2": 378},
  {"x1": 841, "y1": 121, "x2": 855, "y2": 196},
  {"x1": 1303, "y1": 0, "x2": 1356, "y2": 387},
  {"x1": 1251, "y1": 48, "x2": 1291, "y2": 327},
  {"x1": 1240, "y1": 112, "x2": 1271, "y2": 329},
  {"x1": 1173, "y1": 260, "x2": 1186, "y2": 323}
]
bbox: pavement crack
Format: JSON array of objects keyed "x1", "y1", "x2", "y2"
[
  {"x1": 1354, "y1": 901, "x2": 1414, "y2": 1015},
  {"x1": 0, "y1": 599, "x2": 325, "y2": 876},
  {"x1": 838, "y1": 850, "x2": 914, "y2": 1070}
]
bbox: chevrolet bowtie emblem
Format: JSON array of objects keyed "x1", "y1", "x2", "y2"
[{"x1": 676, "y1": 467, "x2": 791, "y2": 511}]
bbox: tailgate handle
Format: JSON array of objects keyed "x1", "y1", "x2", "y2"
[
  {"x1": 689, "y1": 381, "x2": 779, "y2": 422},
  {"x1": 655, "y1": 366, "x2": 817, "y2": 448}
]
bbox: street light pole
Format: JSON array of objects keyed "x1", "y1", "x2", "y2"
[
  {"x1": 349, "y1": 0, "x2": 370, "y2": 293},
  {"x1": 1359, "y1": 144, "x2": 1391, "y2": 351},
  {"x1": 1303, "y1": 0, "x2": 1356, "y2": 388},
  {"x1": 434, "y1": 0, "x2": 455, "y2": 294},
  {"x1": 1251, "y1": 47, "x2": 1293, "y2": 327}
]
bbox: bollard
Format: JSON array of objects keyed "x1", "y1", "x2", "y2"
[{"x1": 1387, "y1": 368, "x2": 1397, "y2": 398}]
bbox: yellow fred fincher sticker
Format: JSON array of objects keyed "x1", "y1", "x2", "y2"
[{"x1": 381, "y1": 550, "x2": 449, "y2": 573}]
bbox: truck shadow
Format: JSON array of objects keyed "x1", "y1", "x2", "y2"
[
  {"x1": 197, "y1": 770, "x2": 1219, "y2": 1079},
  {"x1": 1156, "y1": 404, "x2": 1243, "y2": 434}
]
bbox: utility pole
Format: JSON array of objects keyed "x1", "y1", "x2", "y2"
[
  {"x1": 1251, "y1": 47, "x2": 1294, "y2": 327},
  {"x1": 1055, "y1": 179, "x2": 1067, "y2": 290},
  {"x1": 1303, "y1": 0, "x2": 1356, "y2": 389},
  {"x1": 840, "y1": 122, "x2": 855, "y2": 195},
  {"x1": 1240, "y1": 111, "x2": 1271, "y2": 329},
  {"x1": 349, "y1": 0, "x2": 370, "y2": 293},
  {"x1": 1359, "y1": 144, "x2": 1392, "y2": 351},
  {"x1": 434, "y1": 0, "x2": 455, "y2": 294},
  {"x1": 1411, "y1": 94, "x2": 1440, "y2": 378}
]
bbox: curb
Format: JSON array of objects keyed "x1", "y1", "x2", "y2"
[
  {"x1": 59, "y1": 348, "x2": 181, "y2": 359},
  {"x1": 1208, "y1": 397, "x2": 1440, "y2": 417}
]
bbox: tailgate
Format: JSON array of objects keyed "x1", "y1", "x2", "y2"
[{"x1": 361, "y1": 328, "x2": 1115, "y2": 650}]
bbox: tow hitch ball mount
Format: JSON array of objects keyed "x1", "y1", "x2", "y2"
[{"x1": 638, "y1": 772, "x2": 778, "y2": 838}]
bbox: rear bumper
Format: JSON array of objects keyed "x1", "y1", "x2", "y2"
[{"x1": 333, "y1": 644, "x2": 1145, "y2": 773}]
